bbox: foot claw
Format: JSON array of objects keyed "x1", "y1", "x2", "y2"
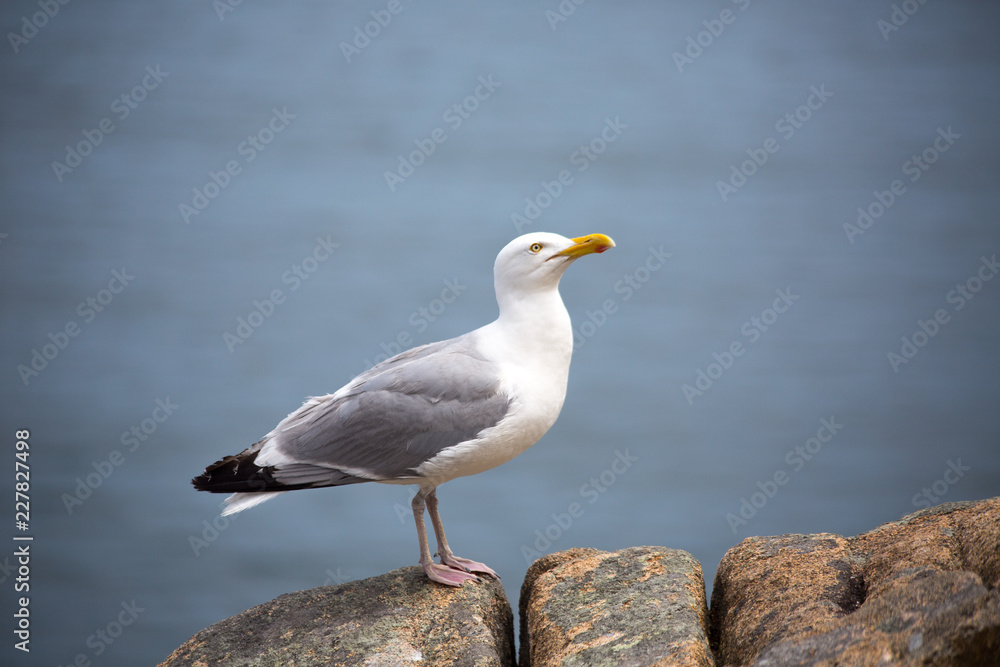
[
  {"x1": 440, "y1": 555, "x2": 499, "y2": 580},
  {"x1": 423, "y1": 562, "x2": 480, "y2": 587}
]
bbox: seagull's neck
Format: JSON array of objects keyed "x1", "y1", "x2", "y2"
[
  {"x1": 479, "y1": 284, "x2": 575, "y2": 436},
  {"x1": 488, "y1": 286, "x2": 573, "y2": 363}
]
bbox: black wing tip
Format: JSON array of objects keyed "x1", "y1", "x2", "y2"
[
  {"x1": 191, "y1": 454, "x2": 232, "y2": 488},
  {"x1": 192, "y1": 438, "x2": 377, "y2": 494},
  {"x1": 190, "y1": 451, "x2": 362, "y2": 494},
  {"x1": 190, "y1": 469, "x2": 219, "y2": 491},
  {"x1": 191, "y1": 451, "x2": 279, "y2": 494}
]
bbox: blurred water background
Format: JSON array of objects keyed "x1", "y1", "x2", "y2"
[{"x1": 2, "y1": 1, "x2": 999, "y2": 664}]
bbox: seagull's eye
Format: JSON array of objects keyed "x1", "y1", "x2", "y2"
[{"x1": 529, "y1": 243, "x2": 543, "y2": 253}]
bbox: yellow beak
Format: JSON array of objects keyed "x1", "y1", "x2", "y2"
[{"x1": 553, "y1": 233, "x2": 616, "y2": 259}]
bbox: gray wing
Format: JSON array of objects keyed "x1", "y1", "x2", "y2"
[{"x1": 265, "y1": 333, "x2": 511, "y2": 484}]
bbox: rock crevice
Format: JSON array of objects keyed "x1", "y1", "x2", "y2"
[{"x1": 711, "y1": 497, "x2": 1000, "y2": 666}]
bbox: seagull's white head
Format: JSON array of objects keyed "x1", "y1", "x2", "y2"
[{"x1": 493, "y1": 232, "x2": 615, "y2": 308}]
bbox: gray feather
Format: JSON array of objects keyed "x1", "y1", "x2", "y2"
[{"x1": 270, "y1": 333, "x2": 511, "y2": 481}]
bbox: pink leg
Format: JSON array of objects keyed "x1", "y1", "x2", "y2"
[
  {"x1": 426, "y1": 489, "x2": 499, "y2": 580},
  {"x1": 411, "y1": 488, "x2": 479, "y2": 586}
]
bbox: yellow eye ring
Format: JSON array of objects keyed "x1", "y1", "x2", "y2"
[{"x1": 529, "y1": 242, "x2": 543, "y2": 253}]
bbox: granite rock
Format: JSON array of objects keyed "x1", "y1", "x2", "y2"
[
  {"x1": 160, "y1": 499, "x2": 1000, "y2": 666},
  {"x1": 710, "y1": 497, "x2": 1000, "y2": 666},
  {"x1": 159, "y1": 566, "x2": 515, "y2": 667},
  {"x1": 520, "y1": 546, "x2": 714, "y2": 667}
]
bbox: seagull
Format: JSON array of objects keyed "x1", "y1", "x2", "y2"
[{"x1": 192, "y1": 232, "x2": 615, "y2": 586}]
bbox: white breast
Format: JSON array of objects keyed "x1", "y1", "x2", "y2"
[{"x1": 412, "y1": 317, "x2": 573, "y2": 486}]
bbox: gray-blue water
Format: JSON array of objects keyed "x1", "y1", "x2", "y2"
[{"x1": 2, "y1": 1, "x2": 999, "y2": 664}]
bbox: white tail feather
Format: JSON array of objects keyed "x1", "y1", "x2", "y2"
[{"x1": 221, "y1": 491, "x2": 285, "y2": 516}]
